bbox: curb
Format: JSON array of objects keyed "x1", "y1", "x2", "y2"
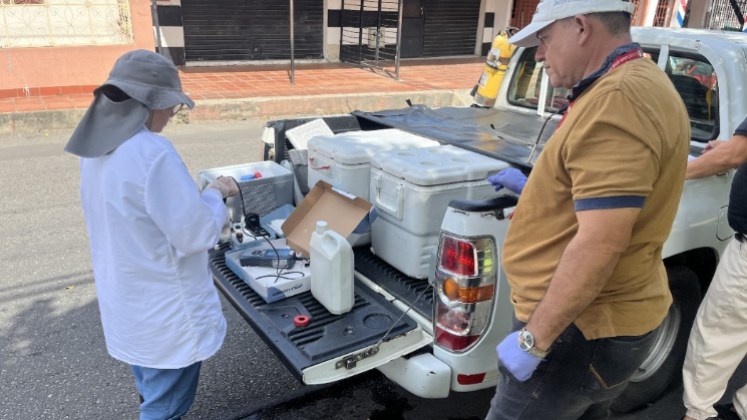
[{"x1": 0, "y1": 89, "x2": 473, "y2": 134}]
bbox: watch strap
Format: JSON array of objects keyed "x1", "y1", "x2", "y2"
[{"x1": 519, "y1": 327, "x2": 550, "y2": 359}]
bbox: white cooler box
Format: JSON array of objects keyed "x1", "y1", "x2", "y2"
[
  {"x1": 307, "y1": 129, "x2": 439, "y2": 246},
  {"x1": 307, "y1": 129, "x2": 440, "y2": 198},
  {"x1": 370, "y1": 145, "x2": 509, "y2": 279}
]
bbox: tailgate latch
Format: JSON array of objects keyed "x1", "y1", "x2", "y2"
[{"x1": 335, "y1": 347, "x2": 380, "y2": 370}]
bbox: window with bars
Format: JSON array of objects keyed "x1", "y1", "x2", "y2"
[
  {"x1": 652, "y1": 0, "x2": 675, "y2": 26},
  {"x1": 707, "y1": 0, "x2": 747, "y2": 30},
  {"x1": 0, "y1": 0, "x2": 133, "y2": 48}
]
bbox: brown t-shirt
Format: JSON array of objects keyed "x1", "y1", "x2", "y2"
[{"x1": 502, "y1": 58, "x2": 690, "y2": 340}]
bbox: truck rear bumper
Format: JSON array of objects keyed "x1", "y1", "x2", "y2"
[{"x1": 376, "y1": 352, "x2": 452, "y2": 399}]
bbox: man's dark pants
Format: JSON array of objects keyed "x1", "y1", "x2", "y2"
[{"x1": 486, "y1": 316, "x2": 657, "y2": 420}]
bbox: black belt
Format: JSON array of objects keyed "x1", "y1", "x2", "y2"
[{"x1": 736, "y1": 233, "x2": 745, "y2": 243}]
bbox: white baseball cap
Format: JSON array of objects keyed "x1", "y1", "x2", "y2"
[{"x1": 508, "y1": 0, "x2": 636, "y2": 48}]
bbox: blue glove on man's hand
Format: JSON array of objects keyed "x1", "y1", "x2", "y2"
[
  {"x1": 487, "y1": 168, "x2": 527, "y2": 194},
  {"x1": 497, "y1": 331, "x2": 543, "y2": 382}
]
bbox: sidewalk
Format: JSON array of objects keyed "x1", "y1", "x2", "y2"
[{"x1": 0, "y1": 58, "x2": 483, "y2": 133}]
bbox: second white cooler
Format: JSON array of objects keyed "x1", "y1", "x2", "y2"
[
  {"x1": 307, "y1": 128, "x2": 440, "y2": 198},
  {"x1": 370, "y1": 145, "x2": 509, "y2": 279}
]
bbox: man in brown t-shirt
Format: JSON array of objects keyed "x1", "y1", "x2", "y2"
[{"x1": 485, "y1": 1, "x2": 690, "y2": 419}]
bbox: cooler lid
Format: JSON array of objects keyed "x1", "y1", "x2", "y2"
[
  {"x1": 308, "y1": 129, "x2": 440, "y2": 165},
  {"x1": 371, "y1": 145, "x2": 509, "y2": 186}
]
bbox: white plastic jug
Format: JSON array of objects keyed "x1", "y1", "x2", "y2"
[{"x1": 310, "y1": 221, "x2": 354, "y2": 315}]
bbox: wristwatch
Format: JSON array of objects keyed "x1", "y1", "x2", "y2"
[{"x1": 517, "y1": 328, "x2": 549, "y2": 359}]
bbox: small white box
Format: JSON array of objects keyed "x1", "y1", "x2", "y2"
[
  {"x1": 285, "y1": 118, "x2": 333, "y2": 150},
  {"x1": 370, "y1": 145, "x2": 509, "y2": 279},
  {"x1": 225, "y1": 238, "x2": 311, "y2": 303}
]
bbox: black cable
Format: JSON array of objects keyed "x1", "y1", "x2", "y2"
[
  {"x1": 231, "y1": 176, "x2": 307, "y2": 283},
  {"x1": 527, "y1": 104, "x2": 568, "y2": 164},
  {"x1": 259, "y1": 234, "x2": 306, "y2": 283},
  {"x1": 232, "y1": 176, "x2": 246, "y2": 224}
]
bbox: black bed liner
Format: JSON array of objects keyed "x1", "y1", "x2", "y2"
[{"x1": 210, "y1": 244, "x2": 428, "y2": 381}]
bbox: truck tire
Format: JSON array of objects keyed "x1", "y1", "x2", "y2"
[{"x1": 611, "y1": 266, "x2": 702, "y2": 413}]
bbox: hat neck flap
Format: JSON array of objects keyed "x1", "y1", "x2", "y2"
[{"x1": 64, "y1": 93, "x2": 149, "y2": 158}]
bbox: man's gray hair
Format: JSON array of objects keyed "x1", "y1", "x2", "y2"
[{"x1": 588, "y1": 11, "x2": 632, "y2": 36}]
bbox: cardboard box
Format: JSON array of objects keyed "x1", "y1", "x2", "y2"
[
  {"x1": 224, "y1": 238, "x2": 311, "y2": 303},
  {"x1": 282, "y1": 181, "x2": 373, "y2": 258}
]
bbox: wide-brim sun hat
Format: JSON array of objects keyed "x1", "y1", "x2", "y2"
[
  {"x1": 509, "y1": 0, "x2": 637, "y2": 48},
  {"x1": 64, "y1": 50, "x2": 194, "y2": 158}
]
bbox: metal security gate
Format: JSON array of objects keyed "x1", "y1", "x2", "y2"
[
  {"x1": 182, "y1": 0, "x2": 323, "y2": 62},
  {"x1": 652, "y1": 0, "x2": 676, "y2": 26},
  {"x1": 706, "y1": 0, "x2": 747, "y2": 29},
  {"x1": 340, "y1": 0, "x2": 403, "y2": 79},
  {"x1": 511, "y1": 0, "x2": 539, "y2": 28},
  {"x1": 421, "y1": 0, "x2": 480, "y2": 57},
  {"x1": 631, "y1": 0, "x2": 645, "y2": 25}
]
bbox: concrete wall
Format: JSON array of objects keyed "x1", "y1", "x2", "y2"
[
  {"x1": 155, "y1": 0, "x2": 185, "y2": 65},
  {"x1": 478, "y1": 0, "x2": 513, "y2": 55},
  {"x1": 0, "y1": 0, "x2": 155, "y2": 90},
  {"x1": 685, "y1": 0, "x2": 710, "y2": 28}
]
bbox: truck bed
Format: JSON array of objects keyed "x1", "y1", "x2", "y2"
[{"x1": 209, "y1": 243, "x2": 432, "y2": 381}]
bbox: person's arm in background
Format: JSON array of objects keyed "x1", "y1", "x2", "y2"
[{"x1": 687, "y1": 117, "x2": 747, "y2": 179}]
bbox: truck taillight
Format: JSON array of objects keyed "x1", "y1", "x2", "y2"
[
  {"x1": 434, "y1": 234, "x2": 497, "y2": 353},
  {"x1": 441, "y1": 236, "x2": 476, "y2": 276}
]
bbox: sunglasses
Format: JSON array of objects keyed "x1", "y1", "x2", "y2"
[{"x1": 171, "y1": 104, "x2": 185, "y2": 117}]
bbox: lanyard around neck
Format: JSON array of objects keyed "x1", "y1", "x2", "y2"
[{"x1": 556, "y1": 48, "x2": 645, "y2": 130}]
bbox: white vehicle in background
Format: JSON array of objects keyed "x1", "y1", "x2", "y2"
[{"x1": 209, "y1": 27, "x2": 743, "y2": 412}]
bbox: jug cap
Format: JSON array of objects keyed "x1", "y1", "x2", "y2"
[{"x1": 315, "y1": 220, "x2": 328, "y2": 234}]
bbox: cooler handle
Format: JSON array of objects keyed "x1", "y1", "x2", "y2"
[
  {"x1": 374, "y1": 174, "x2": 404, "y2": 220},
  {"x1": 309, "y1": 157, "x2": 330, "y2": 171}
]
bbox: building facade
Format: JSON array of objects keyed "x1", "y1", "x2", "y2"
[
  {"x1": 0, "y1": 0, "x2": 740, "y2": 92},
  {"x1": 155, "y1": 0, "x2": 710, "y2": 67},
  {"x1": 0, "y1": 0, "x2": 154, "y2": 91}
]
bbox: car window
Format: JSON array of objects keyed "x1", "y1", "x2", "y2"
[
  {"x1": 507, "y1": 48, "x2": 570, "y2": 113},
  {"x1": 666, "y1": 54, "x2": 718, "y2": 141},
  {"x1": 508, "y1": 47, "x2": 718, "y2": 141}
]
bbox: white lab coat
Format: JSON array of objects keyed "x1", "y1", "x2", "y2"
[{"x1": 80, "y1": 128, "x2": 227, "y2": 369}]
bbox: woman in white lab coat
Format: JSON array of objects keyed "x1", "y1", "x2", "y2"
[{"x1": 64, "y1": 50, "x2": 238, "y2": 420}]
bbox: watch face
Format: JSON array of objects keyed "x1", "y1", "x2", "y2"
[{"x1": 518, "y1": 330, "x2": 534, "y2": 351}]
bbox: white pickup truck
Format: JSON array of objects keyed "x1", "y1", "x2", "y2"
[{"x1": 208, "y1": 27, "x2": 743, "y2": 412}]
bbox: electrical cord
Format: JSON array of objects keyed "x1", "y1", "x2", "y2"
[
  {"x1": 254, "y1": 232, "x2": 306, "y2": 284},
  {"x1": 526, "y1": 104, "x2": 568, "y2": 164},
  {"x1": 231, "y1": 176, "x2": 307, "y2": 283}
]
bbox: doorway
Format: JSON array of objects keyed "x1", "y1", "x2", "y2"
[{"x1": 400, "y1": 0, "x2": 424, "y2": 58}]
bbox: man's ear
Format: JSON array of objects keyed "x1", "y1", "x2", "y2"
[{"x1": 574, "y1": 15, "x2": 592, "y2": 46}]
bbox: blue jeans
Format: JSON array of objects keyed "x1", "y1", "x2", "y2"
[
  {"x1": 486, "y1": 317, "x2": 656, "y2": 420},
  {"x1": 131, "y1": 362, "x2": 202, "y2": 420}
]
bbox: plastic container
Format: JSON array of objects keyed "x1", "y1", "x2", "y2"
[
  {"x1": 370, "y1": 145, "x2": 509, "y2": 279},
  {"x1": 198, "y1": 161, "x2": 293, "y2": 222},
  {"x1": 307, "y1": 129, "x2": 439, "y2": 199},
  {"x1": 307, "y1": 129, "x2": 439, "y2": 246},
  {"x1": 310, "y1": 221, "x2": 355, "y2": 315}
]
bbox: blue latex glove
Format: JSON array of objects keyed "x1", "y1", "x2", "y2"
[
  {"x1": 497, "y1": 331, "x2": 543, "y2": 382},
  {"x1": 487, "y1": 168, "x2": 527, "y2": 194}
]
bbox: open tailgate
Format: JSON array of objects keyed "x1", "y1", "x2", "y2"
[{"x1": 210, "y1": 244, "x2": 432, "y2": 385}]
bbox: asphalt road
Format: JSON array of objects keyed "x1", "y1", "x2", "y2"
[
  {"x1": 0, "y1": 121, "x2": 309, "y2": 420},
  {"x1": 1, "y1": 121, "x2": 744, "y2": 420}
]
